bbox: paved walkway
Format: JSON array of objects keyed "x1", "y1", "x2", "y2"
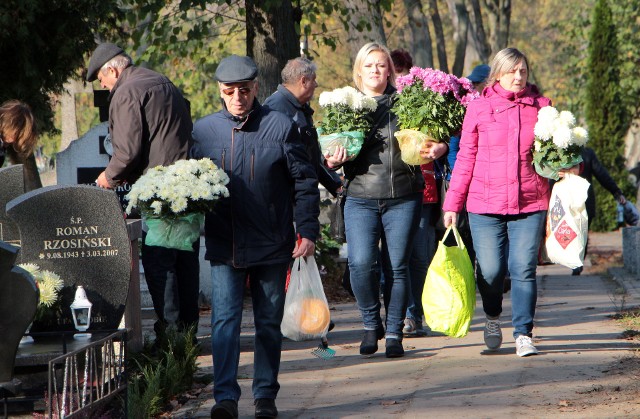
[{"x1": 172, "y1": 230, "x2": 640, "y2": 418}]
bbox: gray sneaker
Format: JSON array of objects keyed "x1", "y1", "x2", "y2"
[
  {"x1": 484, "y1": 318, "x2": 502, "y2": 350},
  {"x1": 515, "y1": 335, "x2": 538, "y2": 357}
]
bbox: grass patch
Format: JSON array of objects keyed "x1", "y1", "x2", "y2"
[{"x1": 127, "y1": 325, "x2": 200, "y2": 418}]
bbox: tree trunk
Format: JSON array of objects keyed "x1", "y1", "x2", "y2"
[
  {"x1": 446, "y1": 0, "x2": 470, "y2": 77},
  {"x1": 426, "y1": 0, "x2": 449, "y2": 72},
  {"x1": 483, "y1": 0, "x2": 511, "y2": 52},
  {"x1": 344, "y1": 0, "x2": 388, "y2": 64},
  {"x1": 403, "y1": 0, "x2": 433, "y2": 68},
  {"x1": 245, "y1": 0, "x2": 299, "y2": 103},
  {"x1": 467, "y1": 0, "x2": 491, "y2": 63}
]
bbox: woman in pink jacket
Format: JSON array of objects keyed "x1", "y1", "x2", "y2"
[{"x1": 442, "y1": 48, "x2": 552, "y2": 357}]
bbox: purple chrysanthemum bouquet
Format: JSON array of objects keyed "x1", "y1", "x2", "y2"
[{"x1": 392, "y1": 67, "x2": 478, "y2": 165}]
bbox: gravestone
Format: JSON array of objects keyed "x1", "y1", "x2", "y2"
[
  {"x1": 0, "y1": 165, "x2": 25, "y2": 245},
  {"x1": 6, "y1": 185, "x2": 131, "y2": 336},
  {"x1": 56, "y1": 122, "x2": 136, "y2": 216},
  {"x1": 0, "y1": 241, "x2": 38, "y2": 383}
]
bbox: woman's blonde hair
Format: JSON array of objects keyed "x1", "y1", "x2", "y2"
[
  {"x1": 0, "y1": 100, "x2": 37, "y2": 157},
  {"x1": 352, "y1": 42, "x2": 396, "y2": 92},
  {"x1": 486, "y1": 47, "x2": 530, "y2": 87}
]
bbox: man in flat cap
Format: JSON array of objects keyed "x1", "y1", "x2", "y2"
[
  {"x1": 191, "y1": 55, "x2": 320, "y2": 419},
  {"x1": 86, "y1": 43, "x2": 200, "y2": 347}
]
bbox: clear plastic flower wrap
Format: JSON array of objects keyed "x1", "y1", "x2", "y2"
[{"x1": 317, "y1": 130, "x2": 364, "y2": 161}]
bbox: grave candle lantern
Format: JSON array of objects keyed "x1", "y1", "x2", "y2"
[{"x1": 70, "y1": 285, "x2": 92, "y2": 339}]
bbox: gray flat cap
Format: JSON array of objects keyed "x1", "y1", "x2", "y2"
[
  {"x1": 215, "y1": 55, "x2": 258, "y2": 83},
  {"x1": 86, "y1": 43, "x2": 125, "y2": 82}
]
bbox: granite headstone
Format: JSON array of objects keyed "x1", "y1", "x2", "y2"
[
  {"x1": 56, "y1": 122, "x2": 137, "y2": 216},
  {"x1": 0, "y1": 165, "x2": 25, "y2": 245},
  {"x1": 6, "y1": 185, "x2": 131, "y2": 335},
  {"x1": 0, "y1": 241, "x2": 38, "y2": 383}
]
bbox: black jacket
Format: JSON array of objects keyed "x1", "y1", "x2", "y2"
[
  {"x1": 579, "y1": 147, "x2": 623, "y2": 223},
  {"x1": 191, "y1": 100, "x2": 320, "y2": 268},
  {"x1": 263, "y1": 85, "x2": 342, "y2": 196},
  {"x1": 343, "y1": 85, "x2": 424, "y2": 199}
]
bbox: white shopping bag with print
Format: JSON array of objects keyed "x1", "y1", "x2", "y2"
[{"x1": 545, "y1": 173, "x2": 590, "y2": 269}]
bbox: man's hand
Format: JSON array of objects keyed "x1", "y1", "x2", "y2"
[
  {"x1": 96, "y1": 171, "x2": 112, "y2": 189},
  {"x1": 292, "y1": 238, "x2": 315, "y2": 258}
]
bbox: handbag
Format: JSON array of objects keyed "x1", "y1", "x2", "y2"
[{"x1": 329, "y1": 180, "x2": 348, "y2": 243}]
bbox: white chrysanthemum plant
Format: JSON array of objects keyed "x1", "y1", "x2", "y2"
[
  {"x1": 316, "y1": 86, "x2": 378, "y2": 160},
  {"x1": 18, "y1": 263, "x2": 64, "y2": 319},
  {"x1": 532, "y1": 106, "x2": 589, "y2": 180},
  {"x1": 125, "y1": 158, "x2": 230, "y2": 251}
]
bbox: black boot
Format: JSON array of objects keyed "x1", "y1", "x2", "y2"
[
  {"x1": 385, "y1": 338, "x2": 404, "y2": 358},
  {"x1": 360, "y1": 327, "x2": 384, "y2": 355}
]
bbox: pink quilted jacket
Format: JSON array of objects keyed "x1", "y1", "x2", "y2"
[{"x1": 443, "y1": 82, "x2": 551, "y2": 215}]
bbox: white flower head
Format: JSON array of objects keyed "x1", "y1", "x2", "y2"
[
  {"x1": 537, "y1": 106, "x2": 559, "y2": 124},
  {"x1": 558, "y1": 111, "x2": 576, "y2": 128},
  {"x1": 534, "y1": 140, "x2": 542, "y2": 152},
  {"x1": 572, "y1": 126, "x2": 589, "y2": 146},
  {"x1": 552, "y1": 125, "x2": 573, "y2": 149}
]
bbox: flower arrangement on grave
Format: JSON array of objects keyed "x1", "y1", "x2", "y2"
[
  {"x1": 532, "y1": 106, "x2": 589, "y2": 180},
  {"x1": 393, "y1": 67, "x2": 478, "y2": 165},
  {"x1": 316, "y1": 86, "x2": 378, "y2": 160},
  {"x1": 125, "y1": 158, "x2": 230, "y2": 251},
  {"x1": 18, "y1": 263, "x2": 64, "y2": 320}
]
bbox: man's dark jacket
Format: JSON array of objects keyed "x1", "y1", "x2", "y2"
[
  {"x1": 106, "y1": 66, "x2": 192, "y2": 187},
  {"x1": 579, "y1": 147, "x2": 623, "y2": 223},
  {"x1": 263, "y1": 85, "x2": 342, "y2": 196},
  {"x1": 191, "y1": 100, "x2": 320, "y2": 268}
]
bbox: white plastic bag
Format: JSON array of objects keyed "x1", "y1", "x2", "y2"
[
  {"x1": 545, "y1": 173, "x2": 590, "y2": 269},
  {"x1": 281, "y1": 256, "x2": 331, "y2": 341}
]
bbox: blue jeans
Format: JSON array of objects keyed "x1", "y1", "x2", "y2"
[
  {"x1": 344, "y1": 193, "x2": 422, "y2": 339},
  {"x1": 469, "y1": 211, "x2": 546, "y2": 338},
  {"x1": 209, "y1": 262, "x2": 289, "y2": 402},
  {"x1": 406, "y1": 204, "x2": 436, "y2": 322}
]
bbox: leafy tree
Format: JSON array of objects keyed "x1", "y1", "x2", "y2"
[{"x1": 584, "y1": 0, "x2": 630, "y2": 231}]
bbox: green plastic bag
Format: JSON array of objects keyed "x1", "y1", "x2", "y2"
[
  {"x1": 317, "y1": 131, "x2": 364, "y2": 160},
  {"x1": 422, "y1": 226, "x2": 476, "y2": 338},
  {"x1": 145, "y1": 213, "x2": 203, "y2": 251}
]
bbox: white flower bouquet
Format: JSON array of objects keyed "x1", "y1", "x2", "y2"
[
  {"x1": 18, "y1": 263, "x2": 64, "y2": 320},
  {"x1": 532, "y1": 106, "x2": 589, "y2": 180},
  {"x1": 317, "y1": 86, "x2": 378, "y2": 160},
  {"x1": 125, "y1": 158, "x2": 230, "y2": 251}
]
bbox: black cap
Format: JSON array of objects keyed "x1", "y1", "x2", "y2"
[
  {"x1": 215, "y1": 55, "x2": 258, "y2": 83},
  {"x1": 86, "y1": 43, "x2": 125, "y2": 82}
]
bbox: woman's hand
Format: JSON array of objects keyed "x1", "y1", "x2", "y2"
[
  {"x1": 419, "y1": 141, "x2": 448, "y2": 161},
  {"x1": 443, "y1": 211, "x2": 458, "y2": 228},
  {"x1": 325, "y1": 146, "x2": 350, "y2": 168},
  {"x1": 557, "y1": 164, "x2": 581, "y2": 178}
]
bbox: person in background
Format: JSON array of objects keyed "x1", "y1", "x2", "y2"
[
  {"x1": 263, "y1": 57, "x2": 341, "y2": 196},
  {"x1": 390, "y1": 48, "x2": 413, "y2": 76},
  {"x1": 191, "y1": 55, "x2": 320, "y2": 419},
  {"x1": 86, "y1": 43, "x2": 199, "y2": 345},
  {"x1": 0, "y1": 100, "x2": 41, "y2": 191},
  {"x1": 325, "y1": 42, "x2": 425, "y2": 358},
  {"x1": 391, "y1": 48, "x2": 448, "y2": 337},
  {"x1": 443, "y1": 48, "x2": 573, "y2": 357}
]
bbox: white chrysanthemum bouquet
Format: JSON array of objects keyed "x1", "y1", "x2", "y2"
[
  {"x1": 317, "y1": 86, "x2": 378, "y2": 160},
  {"x1": 19, "y1": 263, "x2": 64, "y2": 319},
  {"x1": 125, "y1": 158, "x2": 230, "y2": 251},
  {"x1": 532, "y1": 106, "x2": 589, "y2": 180}
]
